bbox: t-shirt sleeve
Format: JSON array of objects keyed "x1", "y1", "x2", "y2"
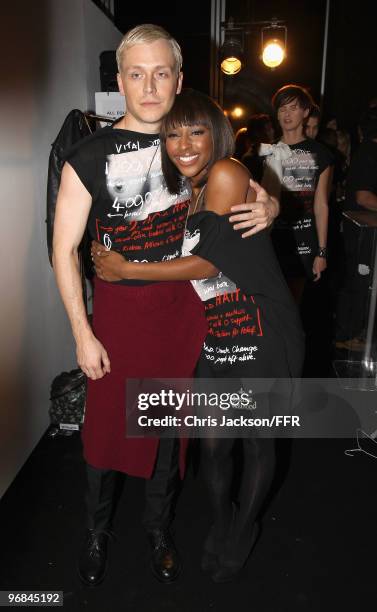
[
  {"x1": 64, "y1": 140, "x2": 95, "y2": 195},
  {"x1": 189, "y1": 212, "x2": 292, "y2": 303},
  {"x1": 189, "y1": 213, "x2": 222, "y2": 260}
]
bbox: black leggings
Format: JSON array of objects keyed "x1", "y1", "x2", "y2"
[
  {"x1": 196, "y1": 359, "x2": 276, "y2": 550},
  {"x1": 201, "y1": 436, "x2": 275, "y2": 544}
]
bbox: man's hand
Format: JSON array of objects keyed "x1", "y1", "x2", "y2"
[
  {"x1": 312, "y1": 256, "x2": 327, "y2": 281},
  {"x1": 229, "y1": 178, "x2": 279, "y2": 238},
  {"x1": 76, "y1": 332, "x2": 111, "y2": 380},
  {"x1": 91, "y1": 241, "x2": 126, "y2": 282}
]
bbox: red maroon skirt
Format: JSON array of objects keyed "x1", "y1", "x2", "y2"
[{"x1": 82, "y1": 278, "x2": 207, "y2": 479}]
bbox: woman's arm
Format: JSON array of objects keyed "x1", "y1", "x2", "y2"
[
  {"x1": 92, "y1": 246, "x2": 218, "y2": 282},
  {"x1": 356, "y1": 190, "x2": 377, "y2": 211},
  {"x1": 93, "y1": 158, "x2": 254, "y2": 282},
  {"x1": 312, "y1": 166, "x2": 330, "y2": 281}
]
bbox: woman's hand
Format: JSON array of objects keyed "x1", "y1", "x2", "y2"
[
  {"x1": 91, "y1": 241, "x2": 127, "y2": 281},
  {"x1": 229, "y1": 179, "x2": 279, "y2": 238},
  {"x1": 312, "y1": 256, "x2": 327, "y2": 281}
]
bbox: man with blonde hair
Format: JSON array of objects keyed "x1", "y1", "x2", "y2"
[{"x1": 53, "y1": 23, "x2": 277, "y2": 587}]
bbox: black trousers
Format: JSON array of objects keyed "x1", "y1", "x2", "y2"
[
  {"x1": 335, "y1": 220, "x2": 374, "y2": 340},
  {"x1": 85, "y1": 438, "x2": 179, "y2": 532}
]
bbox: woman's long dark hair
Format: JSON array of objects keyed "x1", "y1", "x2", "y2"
[{"x1": 160, "y1": 88, "x2": 235, "y2": 194}]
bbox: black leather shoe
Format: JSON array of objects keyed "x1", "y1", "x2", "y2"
[
  {"x1": 148, "y1": 528, "x2": 181, "y2": 583},
  {"x1": 77, "y1": 529, "x2": 112, "y2": 587}
]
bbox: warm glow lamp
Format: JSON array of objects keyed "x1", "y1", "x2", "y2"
[
  {"x1": 262, "y1": 39, "x2": 285, "y2": 68},
  {"x1": 219, "y1": 18, "x2": 287, "y2": 75},
  {"x1": 231, "y1": 107, "x2": 244, "y2": 118},
  {"x1": 261, "y1": 24, "x2": 287, "y2": 69},
  {"x1": 220, "y1": 37, "x2": 243, "y2": 75}
]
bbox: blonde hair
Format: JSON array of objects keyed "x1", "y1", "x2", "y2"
[{"x1": 116, "y1": 24, "x2": 183, "y2": 75}]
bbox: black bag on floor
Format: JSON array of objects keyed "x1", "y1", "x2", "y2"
[{"x1": 49, "y1": 368, "x2": 86, "y2": 433}]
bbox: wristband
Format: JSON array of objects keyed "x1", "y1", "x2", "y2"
[{"x1": 317, "y1": 247, "x2": 327, "y2": 258}]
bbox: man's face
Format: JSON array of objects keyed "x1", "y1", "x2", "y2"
[
  {"x1": 305, "y1": 116, "x2": 319, "y2": 139},
  {"x1": 117, "y1": 39, "x2": 183, "y2": 133},
  {"x1": 277, "y1": 98, "x2": 309, "y2": 134}
]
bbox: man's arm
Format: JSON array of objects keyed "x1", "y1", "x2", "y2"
[
  {"x1": 52, "y1": 162, "x2": 110, "y2": 380},
  {"x1": 312, "y1": 166, "x2": 330, "y2": 281},
  {"x1": 356, "y1": 190, "x2": 377, "y2": 211},
  {"x1": 229, "y1": 178, "x2": 280, "y2": 238}
]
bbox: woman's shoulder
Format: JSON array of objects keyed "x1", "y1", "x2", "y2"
[
  {"x1": 204, "y1": 158, "x2": 252, "y2": 215},
  {"x1": 209, "y1": 157, "x2": 251, "y2": 179},
  {"x1": 207, "y1": 157, "x2": 251, "y2": 190}
]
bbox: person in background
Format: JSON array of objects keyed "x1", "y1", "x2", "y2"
[
  {"x1": 234, "y1": 126, "x2": 250, "y2": 161},
  {"x1": 242, "y1": 113, "x2": 275, "y2": 182},
  {"x1": 335, "y1": 107, "x2": 377, "y2": 350},
  {"x1": 267, "y1": 84, "x2": 333, "y2": 304},
  {"x1": 325, "y1": 115, "x2": 338, "y2": 131},
  {"x1": 305, "y1": 104, "x2": 321, "y2": 140},
  {"x1": 335, "y1": 128, "x2": 352, "y2": 202},
  {"x1": 336, "y1": 128, "x2": 351, "y2": 166}
]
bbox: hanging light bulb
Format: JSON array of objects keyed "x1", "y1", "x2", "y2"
[
  {"x1": 218, "y1": 18, "x2": 287, "y2": 75},
  {"x1": 261, "y1": 22, "x2": 287, "y2": 69},
  {"x1": 221, "y1": 56, "x2": 242, "y2": 75},
  {"x1": 220, "y1": 37, "x2": 244, "y2": 75},
  {"x1": 262, "y1": 38, "x2": 285, "y2": 68}
]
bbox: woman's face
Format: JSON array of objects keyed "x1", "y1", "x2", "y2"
[
  {"x1": 277, "y1": 98, "x2": 308, "y2": 134},
  {"x1": 336, "y1": 131, "x2": 350, "y2": 156},
  {"x1": 165, "y1": 123, "x2": 213, "y2": 186}
]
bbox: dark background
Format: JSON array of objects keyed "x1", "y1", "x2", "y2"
[{"x1": 112, "y1": 0, "x2": 377, "y2": 133}]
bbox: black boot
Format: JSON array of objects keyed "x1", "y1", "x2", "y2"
[
  {"x1": 77, "y1": 528, "x2": 113, "y2": 587},
  {"x1": 148, "y1": 527, "x2": 181, "y2": 583}
]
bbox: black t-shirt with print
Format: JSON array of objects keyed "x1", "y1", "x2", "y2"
[
  {"x1": 65, "y1": 126, "x2": 190, "y2": 284},
  {"x1": 183, "y1": 212, "x2": 304, "y2": 378},
  {"x1": 272, "y1": 138, "x2": 333, "y2": 278}
]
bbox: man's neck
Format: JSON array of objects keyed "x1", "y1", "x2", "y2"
[
  {"x1": 115, "y1": 114, "x2": 161, "y2": 135},
  {"x1": 281, "y1": 127, "x2": 305, "y2": 146}
]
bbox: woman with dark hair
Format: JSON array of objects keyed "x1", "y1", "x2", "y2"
[
  {"x1": 267, "y1": 84, "x2": 333, "y2": 304},
  {"x1": 242, "y1": 113, "x2": 275, "y2": 182},
  {"x1": 92, "y1": 89, "x2": 304, "y2": 581}
]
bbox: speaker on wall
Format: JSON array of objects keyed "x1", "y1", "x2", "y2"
[{"x1": 99, "y1": 50, "x2": 118, "y2": 92}]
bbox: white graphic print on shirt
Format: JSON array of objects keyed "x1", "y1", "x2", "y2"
[
  {"x1": 182, "y1": 227, "x2": 237, "y2": 301},
  {"x1": 281, "y1": 147, "x2": 319, "y2": 193},
  {"x1": 105, "y1": 145, "x2": 187, "y2": 223}
]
